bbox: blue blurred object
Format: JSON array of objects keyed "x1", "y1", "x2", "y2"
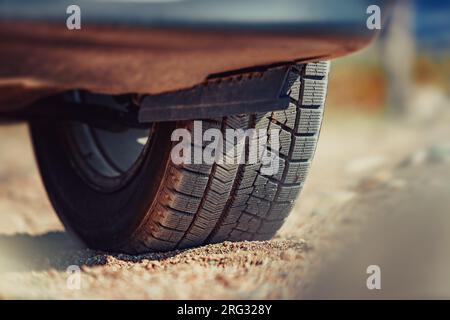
[{"x1": 415, "y1": 0, "x2": 450, "y2": 52}]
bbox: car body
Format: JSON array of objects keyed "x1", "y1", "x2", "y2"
[{"x1": 0, "y1": 0, "x2": 389, "y2": 114}]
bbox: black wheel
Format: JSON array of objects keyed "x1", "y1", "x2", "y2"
[{"x1": 30, "y1": 61, "x2": 329, "y2": 253}]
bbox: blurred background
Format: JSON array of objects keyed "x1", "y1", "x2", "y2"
[
  {"x1": 328, "y1": 0, "x2": 449, "y2": 118},
  {"x1": 301, "y1": 0, "x2": 450, "y2": 299},
  {"x1": 0, "y1": 0, "x2": 448, "y2": 299}
]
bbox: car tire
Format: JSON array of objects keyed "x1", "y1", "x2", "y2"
[{"x1": 30, "y1": 61, "x2": 329, "y2": 253}]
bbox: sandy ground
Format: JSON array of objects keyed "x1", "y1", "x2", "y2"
[{"x1": 0, "y1": 104, "x2": 449, "y2": 299}]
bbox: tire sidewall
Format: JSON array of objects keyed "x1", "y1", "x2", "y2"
[{"x1": 29, "y1": 120, "x2": 175, "y2": 251}]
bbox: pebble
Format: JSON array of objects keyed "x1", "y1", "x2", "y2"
[
  {"x1": 428, "y1": 144, "x2": 450, "y2": 164},
  {"x1": 401, "y1": 143, "x2": 450, "y2": 167},
  {"x1": 356, "y1": 170, "x2": 393, "y2": 192},
  {"x1": 388, "y1": 179, "x2": 407, "y2": 190},
  {"x1": 280, "y1": 249, "x2": 297, "y2": 262},
  {"x1": 345, "y1": 156, "x2": 386, "y2": 174}
]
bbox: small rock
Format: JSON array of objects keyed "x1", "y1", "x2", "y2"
[
  {"x1": 330, "y1": 191, "x2": 356, "y2": 205},
  {"x1": 47, "y1": 268, "x2": 59, "y2": 278},
  {"x1": 280, "y1": 249, "x2": 297, "y2": 262},
  {"x1": 400, "y1": 149, "x2": 427, "y2": 167},
  {"x1": 311, "y1": 207, "x2": 327, "y2": 216},
  {"x1": 428, "y1": 144, "x2": 450, "y2": 164},
  {"x1": 346, "y1": 156, "x2": 386, "y2": 174},
  {"x1": 356, "y1": 170, "x2": 392, "y2": 191},
  {"x1": 388, "y1": 179, "x2": 407, "y2": 190},
  {"x1": 401, "y1": 144, "x2": 450, "y2": 167},
  {"x1": 215, "y1": 274, "x2": 232, "y2": 288}
]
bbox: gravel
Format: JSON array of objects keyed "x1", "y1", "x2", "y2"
[{"x1": 0, "y1": 110, "x2": 449, "y2": 299}]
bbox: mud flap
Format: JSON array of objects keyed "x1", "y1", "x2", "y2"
[{"x1": 138, "y1": 64, "x2": 302, "y2": 122}]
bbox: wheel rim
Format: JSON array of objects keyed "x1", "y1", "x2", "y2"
[{"x1": 64, "y1": 122, "x2": 154, "y2": 192}]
